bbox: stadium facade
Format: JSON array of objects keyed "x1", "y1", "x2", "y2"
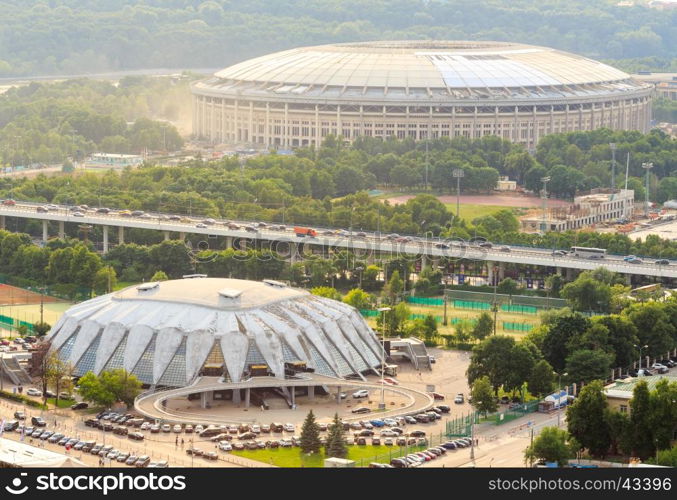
[
  {"x1": 191, "y1": 41, "x2": 654, "y2": 150},
  {"x1": 46, "y1": 277, "x2": 383, "y2": 388}
]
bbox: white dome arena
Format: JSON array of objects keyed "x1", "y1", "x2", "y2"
[
  {"x1": 192, "y1": 40, "x2": 653, "y2": 149},
  {"x1": 46, "y1": 277, "x2": 383, "y2": 388}
]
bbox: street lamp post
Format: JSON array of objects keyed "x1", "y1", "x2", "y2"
[
  {"x1": 634, "y1": 344, "x2": 648, "y2": 370},
  {"x1": 557, "y1": 371, "x2": 568, "y2": 427},
  {"x1": 641, "y1": 162, "x2": 653, "y2": 217},
  {"x1": 540, "y1": 176, "x2": 551, "y2": 234},
  {"x1": 377, "y1": 307, "x2": 391, "y2": 411}
]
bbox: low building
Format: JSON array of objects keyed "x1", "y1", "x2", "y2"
[
  {"x1": 0, "y1": 438, "x2": 86, "y2": 467},
  {"x1": 496, "y1": 176, "x2": 517, "y2": 191},
  {"x1": 604, "y1": 375, "x2": 676, "y2": 414},
  {"x1": 521, "y1": 189, "x2": 634, "y2": 232},
  {"x1": 86, "y1": 153, "x2": 143, "y2": 168}
]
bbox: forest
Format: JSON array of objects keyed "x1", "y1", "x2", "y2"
[{"x1": 0, "y1": 0, "x2": 674, "y2": 77}]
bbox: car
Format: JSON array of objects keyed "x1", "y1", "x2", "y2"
[
  {"x1": 283, "y1": 423, "x2": 295, "y2": 433},
  {"x1": 218, "y1": 441, "x2": 233, "y2": 451},
  {"x1": 14, "y1": 411, "x2": 26, "y2": 420},
  {"x1": 90, "y1": 445, "x2": 103, "y2": 455},
  {"x1": 238, "y1": 432, "x2": 257, "y2": 440},
  {"x1": 383, "y1": 418, "x2": 398, "y2": 427},
  {"x1": 194, "y1": 424, "x2": 204, "y2": 434},
  {"x1": 434, "y1": 242, "x2": 450, "y2": 250},
  {"x1": 415, "y1": 414, "x2": 430, "y2": 423},
  {"x1": 357, "y1": 429, "x2": 375, "y2": 437},
  {"x1": 71, "y1": 402, "x2": 89, "y2": 410},
  {"x1": 123, "y1": 455, "x2": 138, "y2": 466},
  {"x1": 98, "y1": 445, "x2": 114, "y2": 457},
  {"x1": 113, "y1": 426, "x2": 128, "y2": 436},
  {"x1": 72, "y1": 441, "x2": 87, "y2": 451},
  {"x1": 628, "y1": 258, "x2": 643, "y2": 264},
  {"x1": 172, "y1": 424, "x2": 182, "y2": 433},
  {"x1": 404, "y1": 416, "x2": 417, "y2": 425},
  {"x1": 389, "y1": 427, "x2": 405, "y2": 435},
  {"x1": 552, "y1": 250, "x2": 566, "y2": 256},
  {"x1": 383, "y1": 377, "x2": 399, "y2": 386},
  {"x1": 436, "y1": 405, "x2": 451, "y2": 413},
  {"x1": 499, "y1": 246, "x2": 511, "y2": 252},
  {"x1": 149, "y1": 424, "x2": 160, "y2": 433},
  {"x1": 39, "y1": 431, "x2": 54, "y2": 440},
  {"x1": 408, "y1": 430, "x2": 426, "y2": 438},
  {"x1": 59, "y1": 392, "x2": 74, "y2": 400},
  {"x1": 369, "y1": 419, "x2": 386, "y2": 427},
  {"x1": 195, "y1": 223, "x2": 208, "y2": 229},
  {"x1": 656, "y1": 259, "x2": 670, "y2": 266},
  {"x1": 428, "y1": 355, "x2": 436, "y2": 364},
  {"x1": 431, "y1": 392, "x2": 445, "y2": 400},
  {"x1": 2, "y1": 420, "x2": 18, "y2": 432},
  {"x1": 134, "y1": 455, "x2": 151, "y2": 468},
  {"x1": 478, "y1": 242, "x2": 493, "y2": 248},
  {"x1": 148, "y1": 460, "x2": 169, "y2": 468},
  {"x1": 352, "y1": 389, "x2": 369, "y2": 399},
  {"x1": 31, "y1": 416, "x2": 47, "y2": 427},
  {"x1": 130, "y1": 210, "x2": 145, "y2": 217},
  {"x1": 72, "y1": 211, "x2": 85, "y2": 217},
  {"x1": 2, "y1": 199, "x2": 16, "y2": 206},
  {"x1": 660, "y1": 359, "x2": 675, "y2": 368},
  {"x1": 26, "y1": 387, "x2": 42, "y2": 397},
  {"x1": 454, "y1": 393, "x2": 465, "y2": 404},
  {"x1": 441, "y1": 441, "x2": 458, "y2": 450},
  {"x1": 623, "y1": 255, "x2": 637, "y2": 262},
  {"x1": 115, "y1": 452, "x2": 130, "y2": 463},
  {"x1": 380, "y1": 430, "x2": 398, "y2": 438},
  {"x1": 204, "y1": 451, "x2": 218, "y2": 461},
  {"x1": 650, "y1": 363, "x2": 669, "y2": 374},
  {"x1": 355, "y1": 437, "x2": 367, "y2": 445},
  {"x1": 128, "y1": 432, "x2": 145, "y2": 441},
  {"x1": 251, "y1": 424, "x2": 261, "y2": 434}
]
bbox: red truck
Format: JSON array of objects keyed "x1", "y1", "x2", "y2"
[{"x1": 294, "y1": 226, "x2": 317, "y2": 238}]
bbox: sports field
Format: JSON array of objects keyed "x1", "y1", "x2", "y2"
[
  {"x1": 0, "y1": 284, "x2": 73, "y2": 334},
  {"x1": 0, "y1": 302, "x2": 73, "y2": 327}
]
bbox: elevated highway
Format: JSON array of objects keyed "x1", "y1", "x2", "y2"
[{"x1": 1, "y1": 201, "x2": 675, "y2": 279}]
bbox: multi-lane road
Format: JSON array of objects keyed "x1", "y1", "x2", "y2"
[{"x1": 1, "y1": 200, "x2": 675, "y2": 279}]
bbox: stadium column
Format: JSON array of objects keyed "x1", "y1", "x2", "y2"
[
  {"x1": 118, "y1": 226, "x2": 124, "y2": 245},
  {"x1": 232, "y1": 388, "x2": 241, "y2": 406},
  {"x1": 308, "y1": 385, "x2": 314, "y2": 400},
  {"x1": 163, "y1": 231, "x2": 170, "y2": 241},
  {"x1": 102, "y1": 226, "x2": 109, "y2": 253},
  {"x1": 42, "y1": 220, "x2": 48, "y2": 242},
  {"x1": 58, "y1": 220, "x2": 65, "y2": 239},
  {"x1": 244, "y1": 388, "x2": 250, "y2": 409}
]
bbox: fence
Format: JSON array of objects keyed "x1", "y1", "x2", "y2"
[
  {"x1": 445, "y1": 289, "x2": 567, "y2": 309},
  {"x1": 453, "y1": 300, "x2": 491, "y2": 311},
  {"x1": 406, "y1": 297, "x2": 444, "y2": 306},
  {"x1": 0, "y1": 313, "x2": 35, "y2": 332},
  {"x1": 502, "y1": 321, "x2": 533, "y2": 333},
  {"x1": 501, "y1": 304, "x2": 538, "y2": 314},
  {"x1": 493, "y1": 400, "x2": 540, "y2": 425},
  {"x1": 445, "y1": 412, "x2": 479, "y2": 437}
]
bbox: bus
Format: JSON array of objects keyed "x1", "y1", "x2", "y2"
[{"x1": 570, "y1": 246, "x2": 606, "y2": 259}]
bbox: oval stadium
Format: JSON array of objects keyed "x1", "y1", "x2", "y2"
[
  {"x1": 191, "y1": 40, "x2": 654, "y2": 150},
  {"x1": 46, "y1": 277, "x2": 384, "y2": 388}
]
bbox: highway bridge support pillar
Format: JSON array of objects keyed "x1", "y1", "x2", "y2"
[
  {"x1": 58, "y1": 220, "x2": 65, "y2": 239},
  {"x1": 289, "y1": 242, "x2": 297, "y2": 265},
  {"x1": 0, "y1": 215, "x2": 4, "y2": 230},
  {"x1": 42, "y1": 220, "x2": 48, "y2": 242},
  {"x1": 118, "y1": 226, "x2": 124, "y2": 245},
  {"x1": 102, "y1": 226, "x2": 109, "y2": 253},
  {"x1": 498, "y1": 262, "x2": 505, "y2": 281},
  {"x1": 625, "y1": 274, "x2": 632, "y2": 286},
  {"x1": 163, "y1": 231, "x2": 170, "y2": 241},
  {"x1": 225, "y1": 236, "x2": 233, "y2": 249},
  {"x1": 421, "y1": 254, "x2": 428, "y2": 270},
  {"x1": 565, "y1": 268, "x2": 574, "y2": 280},
  {"x1": 179, "y1": 232, "x2": 186, "y2": 241},
  {"x1": 244, "y1": 388, "x2": 250, "y2": 409},
  {"x1": 556, "y1": 267, "x2": 562, "y2": 275},
  {"x1": 487, "y1": 261, "x2": 494, "y2": 285}
]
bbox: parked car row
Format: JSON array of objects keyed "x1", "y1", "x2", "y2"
[{"x1": 389, "y1": 438, "x2": 472, "y2": 468}]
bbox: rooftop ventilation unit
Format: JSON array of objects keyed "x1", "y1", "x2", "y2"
[
  {"x1": 218, "y1": 288, "x2": 243, "y2": 299},
  {"x1": 182, "y1": 274, "x2": 208, "y2": 279},
  {"x1": 137, "y1": 282, "x2": 160, "y2": 291},
  {"x1": 263, "y1": 279, "x2": 287, "y2": 288}
]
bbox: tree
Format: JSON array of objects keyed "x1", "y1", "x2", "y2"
[
  {"x1": 650, "y1": 379, "x2": 677, "y2": 452},
  {"x1": 325, "y1": 413, "x2": 347, "y2": 458},
  {"x1": 310, "y1": 286, "x2": 342, "y2": 301},
  {"x1": 496, "y1": 278, "x2": 518, "y2": 297},
  {"x1": 342, "y1": 288, "x2": 372, "y2": 310},
  {"x1": 560, "y1": 273, "x2": 611, "y2": 313},
  {"x1": 567, "y1": 380, "x2": 611, "y2": 458},
  {"x1": 382, "y1": 270, "x2": 403, "y2": 304},
  {"x1": 467, "y1": 335, "x2": 534, "y2": 394},
  {"x1": 528, "y1": 360, "x2": 555, "y2": 398},
  {"x1": 43, "y1": 351, "x2": 74, "y2": 409},
  {"x1": 376, "y1": 302, "x2": 410, "y2": 337},
  {"x1": 299, "y1": 410, "x2": 322, "y2": 454},
  {"x1": 606, "y1": 409, "x2": 631, "y2": 456},
  {"x1": 471, "y1": 312, "x2": 494, "y2": 342},
  {"x1": 541, "y1": 313, "x2": 590, "y2": 372},
  {"x1": 33, "y1": 321, "x2": 51, "y2": 337},
  {"x1": 93, "y1": 266, "x2": 117, "y2": 294},
  {"x1": 524, "y1": 427, "x2": 576, "y2": 467},
  {"x1": 78, "y1": 369, "x2": 142, "y2": 407},
  {"x1": 151, "y1": 270, "x2": 169, "y2": 281},
  {"x1": 565, "y1": 349, "x2": 613, "y2": 385},
  {"x1": 470, "y1": 376, "x2": 497, "y2": 417},
  {"x1": 629, "y1": 380, "x2": 655, "y2": 460},
  {"x1": 649, "y1": 446, "x2": 677, "y2": 467}
]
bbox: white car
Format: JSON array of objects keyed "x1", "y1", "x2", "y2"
[
  {"x1": 161, "y1": 424, "x2": 171, "y2": 433},
  {"x1": 352, "y1": 389, "x2": 369, "y2": 399},
  {"x1": 26, "y1": 388, "x2": 42, "y2": 397},
  {"x1": 194, "y1": 425, "x2": 204, "y2": 434},
  {"x1": 251, "y1": 425, "x2": 261, "y2": 434},
  {"x1": 383, "y1": 418, "x2": 398, "y2": 427},
  {"x1": 651, "y1": 363, "x2": 669, "y2": 374},
  {"x1": 140, "y1": 422, "x2": 151, "y2": 431},
  {"x1": 283, "y1": 423, "x2": 295, "y2": 432},
  {"x1": 218, "y1": 441, "x2": 232, "y2": 452},
  {"x1": 172, "y1": 424, "x2": 182, "y2": 433}
]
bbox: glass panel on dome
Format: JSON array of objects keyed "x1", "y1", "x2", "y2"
[
  {"x1": 131, "y1": 334, "x2": 157, "y2": 385},
  {"x1": 305, "y1": 341, "x2": 337, "y2": 377},
  {"x1": 102, "y1": 333, "x2": 128, "y2": 372},
  {"x1": 57, "y1": 328, "x2": 80, "y2": 363},
  {"x1": 157, "y1": 338, "x2": 187, "y2": 388},
  {"x1": 73, "y1": 330, "x2": 103, "y2": 376},
  {"x1": 200, "y1": 341, "x2": 227, "y2": 378}
]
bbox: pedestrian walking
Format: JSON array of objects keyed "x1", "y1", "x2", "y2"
[
  {"x1": 175, "y1": 436, "x2": 178, "y2": 447},
  {"x1": 180, "y1": 438, "x2": 184, "y2": 448}
]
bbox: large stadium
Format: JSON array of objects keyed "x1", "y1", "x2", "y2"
[
  {"x1": 191, "y1": 40, "x2": 654, "y2": 150},
  {"x1": 46, "y1": 277, "x2": 383, "y2": 390}
]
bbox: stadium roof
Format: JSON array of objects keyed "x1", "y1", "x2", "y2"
[{"x1": 202, "y1": 41, "x2": 642, "y2": 101}]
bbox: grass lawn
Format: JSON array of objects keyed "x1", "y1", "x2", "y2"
[
  {"x1": 46, "y1": 397, "x2": 74, "y2": 409},
  {"x1": 444, "y1": 203, "x2": 521, "y2": 221},
  {"x1": 232, "y1": 444, "x2": 417, "y2": 467}
]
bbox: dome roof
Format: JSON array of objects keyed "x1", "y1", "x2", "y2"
[
  {"x1": 200, "y1": 40, "x2": 640, "y2": 101},
  {"x1": 46, "y1": 278, "x2": 382, "y2": 387}
]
